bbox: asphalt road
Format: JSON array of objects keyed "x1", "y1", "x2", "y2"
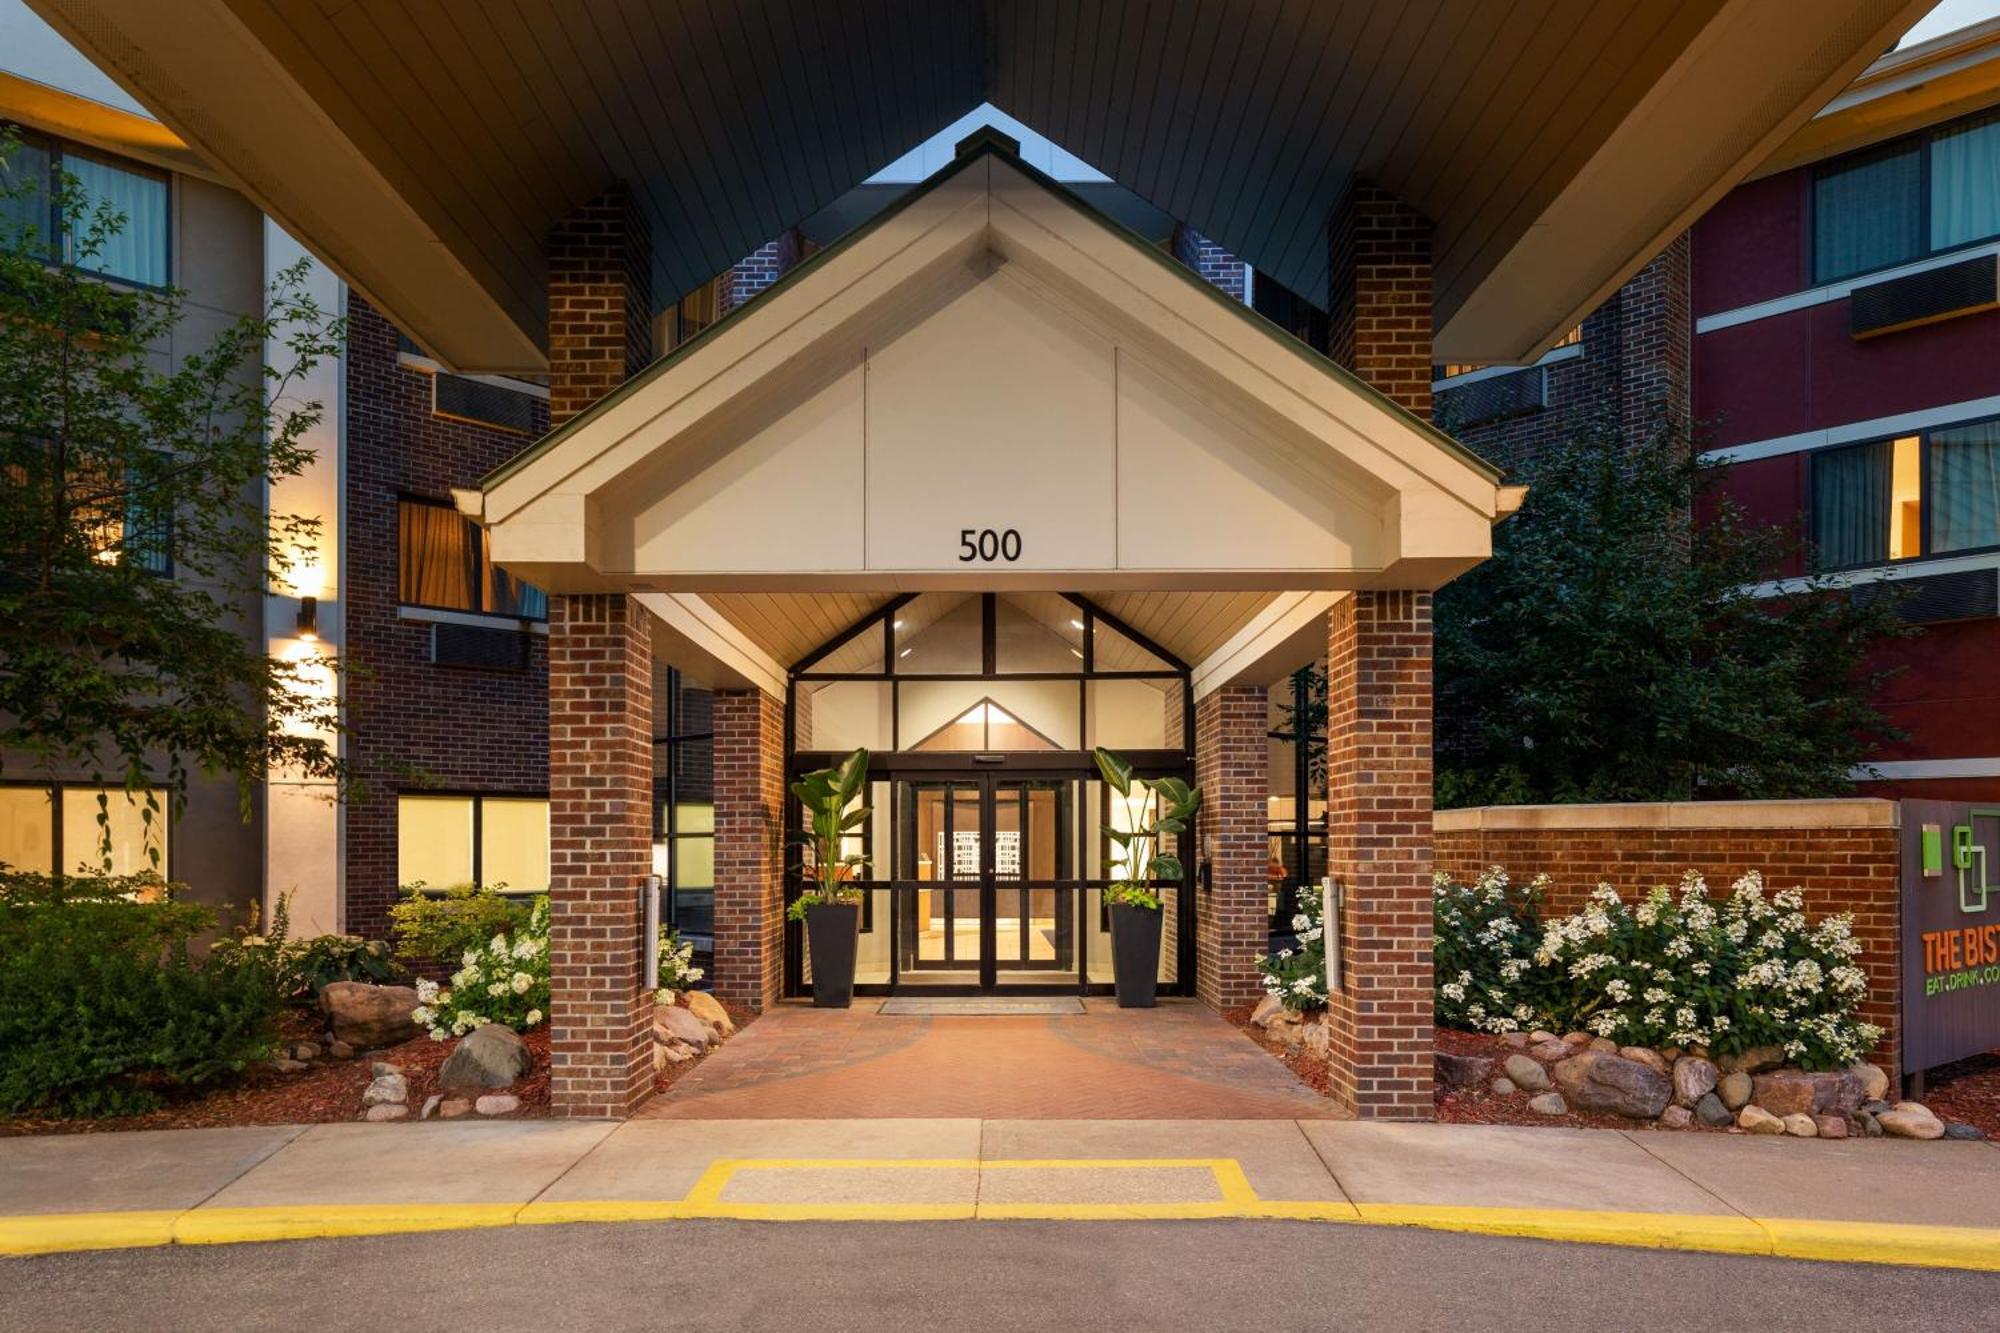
[{"x1": 2, "y1": 1221, "x2": 1993, "y2": 1332}]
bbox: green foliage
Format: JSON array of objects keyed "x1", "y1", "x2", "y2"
[
  {"x1": 389, "y1": 881, "x2": 531, "y2": 965},
  {"x1": 0, "y1": 870, "x2": 281, "y2": 1117},
  {"x1": 210, "y1": 891, "x2": 402, "y2": 1004},
  {"x1": 1432, "y1": 869, "x2": 1547, "y2": 1033},
  {"x1": 1435, "y1": 419, "x2": 1908, "y2": 806},
  {"x1": 1093, "y1": 747, "x2": 1202, "y2": 911},
  {"x1": 1255, "y1": 887, "x2": 1329, "y2": 1011},
  {"x1": 411, "y1": 896, "x2": 549, "y2": 1039},
  {"x1": 0, "y1": 133, "x2": 348, "y2": 840},
  {"x1": 790, "y1": 746, "x2": 870, "y2": 915},
  {"x1": 657, "y1": 927, "x2": 704, "y2": 990}
]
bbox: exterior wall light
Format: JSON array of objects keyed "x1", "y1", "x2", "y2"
[{"x1": 296, "y1": 595, "x2": 319, "y2": 641}]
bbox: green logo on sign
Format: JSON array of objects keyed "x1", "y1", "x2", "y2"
[{"x1": 1952, "y1": 809, "x2": 2000, "y2": 915}]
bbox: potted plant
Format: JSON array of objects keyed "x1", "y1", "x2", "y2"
[
  {"x1": 785, "y1": 746, "x2": 871, "y2": 1008},
  {"x1": 1094, "y1": 746, "x2": 1201, "y2": 1008}
]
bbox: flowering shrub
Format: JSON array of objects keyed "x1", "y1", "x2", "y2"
[
  {"x1": 211, "y1": 891, "x2": 402, "y2": 1003},
  {"x1": 1255, "y1": 888, "x2": 1329, "y2": 1011},
  {"x1": 412, "y1": 896, "x2": 550, "y2": 1039},
  {"x1": 1433, "y1": 868, "x2": 1545, "y2": 1034},
  {"x1": 658, "y1": 927, "x2": 703, "y2": 991}
]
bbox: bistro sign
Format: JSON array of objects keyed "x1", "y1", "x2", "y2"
[{"x1": 1903, "y1": 801, "x2": 2000, "y2": 1076}]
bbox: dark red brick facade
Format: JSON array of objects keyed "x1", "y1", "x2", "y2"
[
  {"x1": 342, "y1": 298, "x2": 551, "y2": 941},
  {"x1": 1328, "y1": 180, "x2": 1434, "y2": 422},
  {"x1": 1195, "y1": 686, "x2": 1268, "y2": 1010},
  {"x1": 712, "y1": 689, "x2": 785, "y2": 1012},
  {"x1": 547, "y1": 189, "x2": 653, "y2": 425},
  {"x1": 1172, "y1": 224, "x2": 1246, "y2": 303}
]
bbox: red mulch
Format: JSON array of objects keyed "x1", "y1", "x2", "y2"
[
  {"x1": 1922, "y1": 1051, "x2": 2000, "y2": 1138},
  {"x1": 1224, "y1": 1003, "x2": 1338, "y2": 1098},
  {"x1": 654, "y1": 997, "x2": 759, "y2": 1094}
]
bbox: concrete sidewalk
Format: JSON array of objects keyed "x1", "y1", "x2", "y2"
[{"x1": 3, "y1": 1118, "x2": 1998, "y2": 1270}]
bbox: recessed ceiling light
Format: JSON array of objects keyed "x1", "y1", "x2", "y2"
[
  {"x1": 1069, "y1": 619, "x2": 1084, "y2": 630},
  {"x1": 898, "y1": 648, "x2": 912, "y2": 658},
  {"x1": 893, "y1": 619, "x2": 905, "y2": 629}
]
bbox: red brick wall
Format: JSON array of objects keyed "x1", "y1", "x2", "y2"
[
  {"x1": 1324, "y1": 591, "x2": 1436, "y2": 1119},
  {"x1": 1434, "y1": 819, "x2": 1903, "y2": 1078},
  {"x1": 342, "y1": 298, "x2": 551, "y2": 940},
  {"x1": 1195, "y1": 686, "x2": 1267, "y2": 1010},
  {"x1": 547, "y1": 189, "x2": 653, "y2": 425},
  {"x1": 1172, "y1": 223, "x2": 1247, "y2": 302},
  {"x1": 1328, "y1": 180, "x2": 1433, "y2": 422},
  {"x1": 713, "y1": 689, "x2": 785, "y2": 1011},
  {"x1": 546, "y1": 593, "x2": 655, "y2": 1118}
]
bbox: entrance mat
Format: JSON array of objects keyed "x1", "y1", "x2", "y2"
[{"x1": 877, "y1": 997, "x2": 1085, "y2": 1016}]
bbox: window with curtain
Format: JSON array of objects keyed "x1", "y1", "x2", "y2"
[
  {"x1": 1813, "y1": 139, "x2": 1924, "y2": 283},
  {"x1": 1810, "y1": 440, "x2": 1891, "y2": 569},
  {"x1": 1930, "y1": 421, "x2": 2000, "y2": 555},
  {"x1": 396, "y1": 794, "x2": 548, "y2": 892},
  {"x1": 398, "y1": 497, "x2": 546, "y2": 619},
  {"x1": 1, "y1": 131, "x2": 169, "y2": 285},
  {"x1": 0, "y1": 784, "x2": 167, "y2": 878},
  {"x1": 1931, "y1": 111, "x2": 2000, "y2": 251},
  {"x1": 0, "y1": 136, "x2": 50, "y2": 247}
]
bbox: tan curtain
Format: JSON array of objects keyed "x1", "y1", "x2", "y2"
[{"x1": 398, "y1": 501, "x2": 473, "y2": 608}]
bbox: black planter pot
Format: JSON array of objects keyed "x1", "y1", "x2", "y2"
[
  {"x1": 805, "y1": 901, "x2": 861, "y2": 1009},
  {"x1": 1108, "y1": 903, "x2": 1162, "y2": 1008}
]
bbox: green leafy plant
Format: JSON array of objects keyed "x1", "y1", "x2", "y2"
[
  {"x1": 1431, "y1": 868, "x2": 1547, "y2": 1033},
  {"x1": 786, "y1": 747, "x2": 870, "y2": 921},
  {"x1": 0, "y1": 870, "x2": 281, "y2": 1116},
  {"x1": 657, "y1": 927, "x2": 704, "y2": 991},
  {"x1": 1093, "y1": 746, "x2": 1201, "y2": 910},
  {"x1": 1255, "y1": 885, "x2": 1330, "y2": 1011},
  {"x1": 389, "y1": 881, "x2": 532, "y2": 965},
  {"x1": 411, "y1": 896, "x2": 550, "y2": 1039},
  {"x1": 211, "y1": 890, "x2": 403, "y2": 1003}
]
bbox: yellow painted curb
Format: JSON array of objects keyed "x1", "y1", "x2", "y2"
[
  {"x1": 0, "y1": 1210, "x2": 181, "y2": 1257},
  {"x1": 1354, "y1": 1203, "x2": 1772, "y2": 1257},
  {"x1": 1760, "y1": 1217, "x2": 2000, "y2": 1273},
  {"x1": 171, "y1": 1203, "x2": 522, "y2": 1247}
]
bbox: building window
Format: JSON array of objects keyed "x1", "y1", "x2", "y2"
[
  {"x1": 0, "y1": 784, "x2": 168, "y2": 878},
  {"x1": 397, "y1": 497, "x2": 546, "y2": 620},
  {"x1": 396, "y1": 794, "x2": 548, "y2": 893},
  {"x1": 1809, "y1": 422, "x2": 2000, "y2": 569},
  {"x1": 1, "y1": 128, "x2": 170, "y2": 287},
  {"x1": 1812, "y1": 108, "x2": 2000, "y2": 285},
  {"x1": 654, "y1": 667, "x2": 715, "y2": 938},
  {"x1": 1434, "y1": 325, "x2": 1580, "y2": 380}
]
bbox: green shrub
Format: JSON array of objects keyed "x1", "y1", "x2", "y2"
[
  {"x1": 412, "y1": 896, "x2": 549, "y2": 1038},
  {"x1": 0, "y1": 871, "x2": 281, "y2": 1117},
  {"x1": 211, "y1": 891, "x2": 403, "y2": 1003},
  {"x1": 1433, "y1": 868, "x2": 1546, "y2": 1034},
  {"x1": 389, "y1": 881, "x2": 531, "y2": 965},
  {"x1": 658, "y1": 927, "x2": 704, "y2": 991},
  {"x1": 1255, "y1": 888, "x2": 1329, "y2": 1012}
]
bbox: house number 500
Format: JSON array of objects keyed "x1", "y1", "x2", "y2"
[{"x1": 958, "y1": 528, "x2": 1022, "y2": 562}]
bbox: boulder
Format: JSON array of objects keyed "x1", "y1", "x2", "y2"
[
  {"x1": 1781, "y1": 1113, "x2": 1818, "y2": 1138},
  {"x1": 364, "y1": 1103, "x2": 409, "y2": 1122},
  {"x1": 1672, "y1": 1056, "x2": 1719, "y2": 1108},
  {"x1": 654, "y1": 1004, "x2": 714, "y2": 1049},
  {"x1": 1554, "y1": 1051, "x2": 1672, "y2": 1119},
  {"x1": 1944, "y1": 1123, "x2": 1987, "y2": 1141},
  {"x1": 684, "y1": 990, "x2": 735, "y2": 1036},
  {"x1": 474, "y1": 1093, "x2": 521, "y2": 1116},
  {"x1": 1719, "y1": 1045, "x2": 1785, "y2": 1075},
  {"x1": 270, "y1": 1058, "x2": 309, "y2": 1075},
  {"x1": 1491, "y1": 1077, "x2": 1518, "y2": 1096},
  {"x1": 1814, "y1": 1115, "x2": 1849, "y2": 1140},
  {"x1": 1526, "y1": 1030, "x2": 1557, "y2": 1045},
  {"x1": 1435, "y1": 1051, "x2": 1493, "y2": 1092},
  {"x1": 1857, "y1": 1110, "x2": 1882, "y2": 1137},
  {"x1": 1717, "y1": 1071, "x2": 1753, "y2": 1110},
  {"x1": 1502, "y1": 1053, "x2": 1550, "y2": 1092},
  {"x1": 1501, "y1": 1032, "x2": 1531, "y2": 1049},
  {"x1": 438, "y1": 1023, "x2": 531, "y2": 1091},
  {"x1": 1738, "y1": 1105, "x2": 1785, "y2": 1135},
  {"x1": 327, "y1": 1040, "x2": 355, "y2": 1061},
  {"x1": 1658, "y1": 1105, "x2": 1693, "y2": 1130},
  {"x1": 1563, "y1": 1032, "x2": 1593, "y2": 1047},
  {"x1": 1586, "y1": 1037, "x2": 1619, "y2": 1054},
  {"x1": 1619, "y1": 1047, "x2": 1667, "y2": 1075},
  {"x1": 420, "y1": 1094, "x2": 442, "y2": 1121},
  {"x1": 321, "y1": 982, "x2": 422, "y2": 1049},
  {"x1": 1694, "y1": 1092, "x2": 1733, "y2": 1127},
  {"x1": 1850, "y1": 1063, "x2": 1890, "y2": 1103},
  {"x1": 1527, "y1": 1040, "x2": 1571, "y2": 1063},
  {"x1": 372, "y1": 1061, "x2": 403, "y2": 1077},
  {"x1": 439, "y1": 1099, "x2": 474, "y2": 1120},
  {"x1": 361, "y1": 1073, "x2": 408, "y2": 1107},
  {"x1": 1879, "y1": 1103, "x2": 1945, "y2": 1140},
  {"x1": 655, "y1": 1042, "x2": 698, "y2": 1072},
  {"x1": 1751, "y1": 1070, "x2": 1865, "y2": 1119},
  {"x1": 291, "y1": 1041, "x2": 321, "y2": 1061},
  {"x1": 1528, "y1": 1093, "x2": 1567, "y2": 1116},
  {"x1": 1302, "y1": 1018, "x2": 1333, "y2": 1058},
  {"x1": 1249, "y1": 994, "x2": 1287, "y2": 1028}
]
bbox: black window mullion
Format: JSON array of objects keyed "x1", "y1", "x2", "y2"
[{"x1": 471, "y1": 795, "x2": 484, "y2": 887}]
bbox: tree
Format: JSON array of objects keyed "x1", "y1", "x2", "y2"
[
  {"x1": 1435, "y1": 418, "x2": 1908, "y2": 806},
  {"x1": 0, "y1": 136, "x2": 347, "y2": 862}
]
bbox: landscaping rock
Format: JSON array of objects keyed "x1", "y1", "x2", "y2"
[
  {"x1": 1814, "y1": 1115, "x2": 1848, "y2": 1140},
  {"x1": 372, "y1": 1061, "x2": 404, "y2": 1078},
  {"x1": 1528, "y1": 1093, "x2": 1567, "y2": 1116},
  {"x1": 1658, "y1": 1105, "x2": 1693, "y2": 1130},
  {"x1": 271, "y1": 1058, "x2": 309, "y2": 1074},
  {"x1": 1554, "y1": 1051, "x2": 1672, "y2": 1119},
  {"x1": 1491, "y1": 1077, "x2": 1518, "y2": 1096},
  {"x1": 439, "y1": 1099, "x2": 474, "y2": 1120},
  {"x1": 1563, "y1": 1032, "x2": 1592, "y2": 1047},
  {"x1": 1738, "y1": 1105, "x2": 1785, "y2": 1135},
  {"x1": 1672, "y1": 1056, "x2": 1719, "y2": 1108},
  {"x1": 1878, "y1": 1103, "x2": 1945, "y2": 1140},
  {"x1": 474, "y1": 1093, "x2": 520, "y2": 1116},
  {"x1": 328, "y1": 1040, "x2": 354, "y2": 1060},
  {"x1": 291, "y1": 1041, "x2": 321, "y2": 1061},
  {"x1": 655, "y1": 1042, "x2": 697, "y2": 1072},
  {"x1": 364, "y1": 1103, "x2": 409, "y2": 1122},
  {"x1": 438, "y1": 1023, "x2": 531, "y2": 1091},
  {"x1": 1527, "y1": 1030, "x2": 1557, "y2": 1045},
  {"x1": 1944, "y1": 1123, "x2": 1987, "y2": 1141},
  {"x1": 1752, "y1": 1070, "x2": 1864, "y2": 1119},
  {"x1": 360, "y1": 1073, "x2": 408, "y2": 1107},
  {"x1": 1435, "y1": 1051, "x2": 1493, "y2": 1092},
  {"x1": 1527, "y1": 1040, "x2": 1571, "y2": 1063},
  {"x1": 1851, "y1": 1063, "x2": 1890, "y2": 1102},
  {"x1": 1501, "y1": 1032, "x2": 1530, "y2": 1049},
  {"x1": 1719, "y1": 1045, "x2": 1785, "y2": 1075},
  {"x1": 1301, "y1": 1018, "x2": 1333, "y2": 1058},
  {"x1": 1586, "y1": 1037, "x2": 1619, "y2": 1054},
  {"x1": 1694, "y1": 1092, "x2": 1733, "y2": 1127},
  {"x1": 1717, "y1": 1071, "x2": 1753, "y2": 1110},
  {"x1": 1781, "y1": 1113, "x2": 1818, "y2": 1138},
  {"x1": 1857, "y1": 1111, "x2": 1882, "y2": 1137},
  {"x1": 321, "y1": 982, "x2": 422, "y2": 1049},
  {"x1": 1619, "y1": 1047, "x2": 1666, "y2": 1075},
  {"x1": 655, "y1": 1005, "x2": 714, "y2": 1049},
  {"x1": 1502, "y1": 1054, "x2": 1550, "y2": 1092},
  {"x1": 421, "y1": 1094, "x2": 442, "y2": 1121},
  {"x1": 684, "y1": 990, "x2": 735, "y2": 1036},
  {"x1": 1250, "y1": 994, "x2": 1287, "y2": 1028},
  {"x1": 1861, "y1": 1098, "x2": 1892, "y2": 1116}
]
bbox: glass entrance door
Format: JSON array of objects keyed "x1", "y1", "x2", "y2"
[{"x1": 895, "y1": 776, "x2": 1076, "y2": 991}]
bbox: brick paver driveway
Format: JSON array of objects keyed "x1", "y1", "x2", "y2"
[{"x1": 645, "y1": 999, "x2": 1344, "y2": 1119}]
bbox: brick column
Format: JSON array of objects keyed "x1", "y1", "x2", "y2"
[
  {"x1": 547, "y1": 188, "x2": 653, "y2": 425},
  {"x1": 713, "y1": 689, "x2": 785, "y2": 1011},
  {"x1": 547, "y1": 593, "x2": 655, "y2": 1118},
  {"x1": 1324, "y1": 591, "x2": 1435, "y2": 1119},
  {"x1": 1615, "y1": 232, "x2": 1691, "y2": 448},
  {"x1": 1327, "y1": 180, "x2": 1433, "y2": 420},
  {"x1": 1194, "y1": 686, "x2": 1268, "y2": 1010}
]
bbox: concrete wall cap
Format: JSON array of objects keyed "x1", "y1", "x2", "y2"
[{"x1": 1435, "y1": 799, "x2": 1901, "y2": 833}]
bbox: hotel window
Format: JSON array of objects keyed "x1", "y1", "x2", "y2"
[
  {"x1": 1434, "y1": 325, "x2": 1580, "y2": 380},
  {"x1": 653, "y1": 667, "x2": 715, "y2": 938},
  {"x1": 396, "y1": 794, "x2": 549, "y2": 893},
  {"x1": 1812, "y1": 108, "x2": 2000, "y2": 284},
  {"x1": 0, "y1": 129, "x2": 170, "y2": 287},
  {"x1": 0, "y1": 784, "x2": 168, "y2": 878},
  {"x1": 1810, "y1": 423, "x2": 2000, "y2": 569},
  {"x1": 397, "y1": 496, "x2": 546, "y2": 620}
]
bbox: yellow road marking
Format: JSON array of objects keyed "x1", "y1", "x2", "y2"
[{"x1": 6, "y1": 1157, "x2": 2000, "y2": 1274}]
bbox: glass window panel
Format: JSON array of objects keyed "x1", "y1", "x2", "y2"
[
  {"x1": 480, "y1": 797, "x2": 549, "y2": 893},
  {"x1": 1091, "y1": 620, "x2": 1176, "y2": 672},
  {"x1": 806, "y1": 620, "x2": 887, "y2": 675},
  {"x1": 399, "y1": 500, "x2": 475, "y2": 610},
  {"x1": 59, "y1": 787, "x2": 166, "y2": 876},
  {"x1": 1930, "y1": 421, "x2": 2000, "y2": 554},
  {"x1": 1813, "y1": 140, "x2": 1922, "y2": 283},
  {"x1": 994, "y1": 594, "x2": 1083, "y2": 671},
  {"x1": 1810, "y1": 440, "x2": 1891, "y2": 568},
  {"x1": 1889, "y1": 435, "x2": 1922, "y2": 560},
  {"x1": 64, "y1": 152, "x2": 168, "y2": 286},
  {"x1": 1087, "y1": 678, "x2": 1173, "y2": 749},
  {"x1": 900, "y1": 680, "x2": 1079, "y2": 751},
  {"x1": 895, "y1": 593, "x2": 982, "y2": 673},
  {"x1": 0, "y1": 787, "x2": 54, "y2": 874},
  {"x1": 1931, "y1": 111, "x2": 2000, "y2": 250},
  {"x1": 398, "y1": 795, "x2": 474, "y2": 888},
  {"x1": 799, "y1": 680, "x2": 892, "y2": 751},
  {"x1": 0, "y1": 138, "x2": 51, "y2": 251}
]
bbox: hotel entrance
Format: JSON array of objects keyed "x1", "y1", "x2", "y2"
[{"x1": 786, "y1": 593, "x2": 1194, "y2": 998}]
